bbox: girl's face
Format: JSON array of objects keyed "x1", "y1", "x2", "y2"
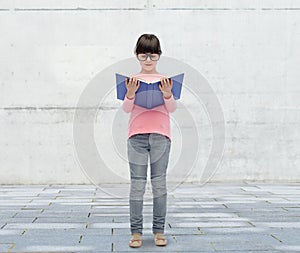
[{"x1": 135, "y1": 52, "x2": 160, "y2": 73}]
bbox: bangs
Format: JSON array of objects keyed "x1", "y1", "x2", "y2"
[{"x1": 135, "y1": 34, "x2": 162, "y2": 55}]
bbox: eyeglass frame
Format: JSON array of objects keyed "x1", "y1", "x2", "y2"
[{"x1": 136, "y1": 53, "x2": 160, "y2": 61}]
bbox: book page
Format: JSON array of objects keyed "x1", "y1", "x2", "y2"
[{"x1": 137, "y1": 78, "x2": 161, "y2": 84}]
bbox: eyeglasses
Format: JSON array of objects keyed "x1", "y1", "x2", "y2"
[{"x1": 137, "y1": 53, "x2": 160, "y2": 61}]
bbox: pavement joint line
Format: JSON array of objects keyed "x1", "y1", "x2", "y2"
[
  {"x1": 197, "y1": 226, "x2": 205, "y2": 235},
  {"x1": 78, "y1": 234, "x2": 83, "y2": 243},
  {"x1": 247, "y1": 221, "x2": 256, "y2": 227},
  {"x1": 171, "y1": 234, "x2": 177, "y2": 242},
  {"x1": 210, "y1": 242, "x2": 217, "y2": 251},
  {"x1": 6, "y1": 242, "x2": 16, "y2": 253},
  {"x1": 11, "y1": 212, "x2": 18, "y2": 218},
  {"x1": 235, "y1": 212, "x2": 241, "y2": 217},
  {"x1": 21, "y1": 229, "x2": 27, "y2": 236},
  {"x1": 271, "y1": 234, "x2": 283, "y2": 243},
  {"x1": 1, "y1": 223, "x2": 7, "y2": 229}
]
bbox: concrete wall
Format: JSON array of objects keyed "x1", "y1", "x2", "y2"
[{"x1": 1, "y1": 0, "x2": 300, "y2": 184}]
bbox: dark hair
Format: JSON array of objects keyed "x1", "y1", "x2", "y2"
[{"x1": 134, "y1": 34, "x2": 162, "y2": 55}]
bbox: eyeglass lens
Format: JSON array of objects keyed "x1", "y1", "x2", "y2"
[{"x1": 137, "y1": 53, "x2": 160, "y2": 61}]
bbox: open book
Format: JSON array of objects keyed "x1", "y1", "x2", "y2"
[{"x1": 116, "y1": 73, "x2": 184, "y2": 109}]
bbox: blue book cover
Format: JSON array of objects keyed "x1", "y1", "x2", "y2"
[{"x1": 116, "y1": 73, "x2": 184, "y2": 109}]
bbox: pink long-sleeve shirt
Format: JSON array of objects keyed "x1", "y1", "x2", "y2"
[{"x1": 122, "y1": 73, "x2": 177, "y2": 141}]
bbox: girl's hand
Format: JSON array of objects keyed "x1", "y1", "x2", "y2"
[
  {"x1": 159, "y1": 77, "x2": 173, "y2": 98},
  {"x1": 125, "y1": 77, "x2": 140, "y2": 99}
]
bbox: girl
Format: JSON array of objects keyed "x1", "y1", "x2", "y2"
[{"x1": 122, "y1": 34, "x2": 176, "y2": 248}]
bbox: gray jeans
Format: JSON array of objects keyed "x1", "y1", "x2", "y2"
[{"x1": 127, "y1": 133, "x2": 171, "y2": 235}]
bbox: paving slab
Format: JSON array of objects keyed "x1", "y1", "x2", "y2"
[{"x1": 0, "y1": 182, "x2": 300, "y2": 252}]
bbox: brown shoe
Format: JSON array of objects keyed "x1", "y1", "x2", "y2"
[
  {"x1": 154, "y1": 232, "x2": 167, "y2": 246},
  {"x1": 129, "y1": 233, "x2": 142, "y2": 248}
]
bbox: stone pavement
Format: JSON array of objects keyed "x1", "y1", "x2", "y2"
[{"x1": 0, "y1": 182, "x2": 300, "y2": 253}]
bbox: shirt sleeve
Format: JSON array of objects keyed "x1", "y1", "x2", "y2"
[
  {"x1": 122, "y1": 95, "x2": 135, "y2": 113},
  {"x1": 163, "y1": 94, "x2": 177, "y2": 112}
]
